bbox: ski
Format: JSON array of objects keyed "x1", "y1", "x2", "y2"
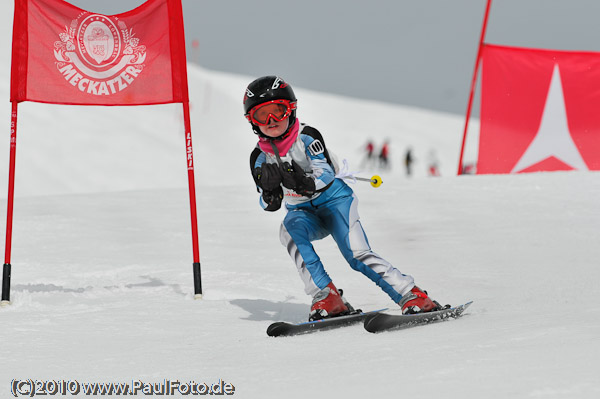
[
  {"x1": 267, "y1": 309, "x2": 387, "y2": 337},
  {"x1": 363, "y1": 301, "x2": 473, "y2": 333}
]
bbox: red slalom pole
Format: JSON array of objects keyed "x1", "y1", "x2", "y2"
[
  {"x1": 457, "y1": 0, "x2": 493, "y2": 175},
  {"x1": 2, "y1": 102, "x2": 18, "y2": 305},
  {"x1": 182, "y1": 101, "x2": 202, "y2": 299}
]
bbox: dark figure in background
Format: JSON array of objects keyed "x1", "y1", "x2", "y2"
[
  {"x1": 361, "y1": 140, "x2": 375, "y2": 169},
  {"x1": 404, "y1": 148, "x2": 414, "y2": 176},
  {"x1": 379, "y1": 141, "x2": 390, "y2": 170}
]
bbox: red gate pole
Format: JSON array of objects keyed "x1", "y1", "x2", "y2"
[
  {"x1": 457, "y1": 0, "x2": 493, "y2": 175},
  {"x1": 182, "y1": 101, "x2": 202, "y2": 299},
  {"x1": 2, "y1": 102, "x2": 19, "y2": 305}
]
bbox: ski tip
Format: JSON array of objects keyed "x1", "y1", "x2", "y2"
[
  {"x1": 0, "y1": 300, "x2": 11, "y2": 308},
  {"x1": 364, "y1": 301, "x2": 474, "y2": 333},
  {"x1": 363, "y1": 314, "x2": 386, "y2": 333},
  {"x1": 266, "y1": 322, "x2": 288, "y2": 337}
]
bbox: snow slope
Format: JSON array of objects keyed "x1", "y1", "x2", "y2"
[{"x1": 1, "y1": 2, "x2": 599, "y2": 399}]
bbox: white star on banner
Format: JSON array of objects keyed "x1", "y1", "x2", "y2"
[{"x1": 511, "y1": 64, "x2": 589, "y2": 173}]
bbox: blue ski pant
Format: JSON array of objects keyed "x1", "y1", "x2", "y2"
[{"x1": 279, "y1": 179, "x2": 414, "y2": 303}]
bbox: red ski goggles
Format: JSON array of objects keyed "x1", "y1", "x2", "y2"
[{"x1": 246, "y1": 99, "x2": 296, "y2": 126}]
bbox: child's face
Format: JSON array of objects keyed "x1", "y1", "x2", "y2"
[{"x1": 259, "y1": 117, "x2": 289, "y2": 138}]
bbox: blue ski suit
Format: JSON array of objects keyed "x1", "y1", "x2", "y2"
[{"x1": 250, "y1": 123, "x2": 414, "y2": 302}]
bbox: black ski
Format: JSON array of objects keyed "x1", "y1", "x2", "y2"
[
  {"x1": 267, "y1": 309, "x2": 386, "y2": 337},
  {"x1": 363, "y1": 301, "x2": 473, "y2": 333}
]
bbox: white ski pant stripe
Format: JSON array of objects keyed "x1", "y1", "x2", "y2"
[
  {"x1": 279, "y1": 189, "x2": 414, "y2": 302},
  {"x1": 279, "y1": 223, "x2": 321, "y2": 296},
  {"x1": 343, "y1": 193, "x2": 414, "y2": 300}
]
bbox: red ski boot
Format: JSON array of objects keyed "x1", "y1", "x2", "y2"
[
  {"x1": 309, "y1": 282, "x2": 349, "y2": 321},
  {"x1": 398, "y1": 286, "x2": 441, "y2": 314}
]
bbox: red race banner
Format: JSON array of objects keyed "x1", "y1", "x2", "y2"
[
  {"x1": 11, "y1": 0, "x2": 189, "y2": 105},
  {"x1": 478, "y1": 44, "x2": 600, "y2": 174}
]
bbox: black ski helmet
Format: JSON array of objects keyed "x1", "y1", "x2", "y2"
[{"x1": 243, "y1": 76, "x2": 297, "y2": 139}]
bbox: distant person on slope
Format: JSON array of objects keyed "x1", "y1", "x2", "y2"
[
  {"x1": 244, "y1": 75, "x2": 442, "y2": 321},
  {"x1": 360, "y1": 140, "x2": 375, "y2": 169},
  {"x1": 379, "y1": 140, "x2": 390, "y2": 170},
  {"x1": 404, "y1": 147, "x2": 414, "y2": 177}
]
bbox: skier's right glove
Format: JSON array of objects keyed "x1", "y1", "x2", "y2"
[
  {"x1": 262, "y1": 186, "x2": 283, "y2": 212},
  {"x1": 252, "y1": 163, "x2": 282, "y2": 191}
]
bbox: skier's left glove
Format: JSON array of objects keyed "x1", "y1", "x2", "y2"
[{"x1": 279, "y1": 160, "x2": 315, "y2": 197}]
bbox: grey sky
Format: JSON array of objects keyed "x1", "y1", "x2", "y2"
[{"x1": 67, "y1": 0, "x2": 600, "y2": 116}]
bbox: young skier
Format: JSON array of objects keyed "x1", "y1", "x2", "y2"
[{"x1": 244, "y1": 75, "x2": 441, "y2": 321}]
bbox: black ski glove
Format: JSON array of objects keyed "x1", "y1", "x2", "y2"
[
  {"x1": 252, "y1": 163, "x2": 282, "y2": 191},
  {"x1": 279, "y1": 160, "x2": 316, "y2": 197},
  {"x1": 262, "y1": 186, "x2": 283, "y2": 212}
]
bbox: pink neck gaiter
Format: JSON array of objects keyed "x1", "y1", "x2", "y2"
[{"x1": 257, "y1": 119, "x2": 300, "y2": 156}]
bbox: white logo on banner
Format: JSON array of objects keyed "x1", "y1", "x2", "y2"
[
  {"x1": 53, "y1": 14, "x2": 147, "y2": 96},
  {"x1": 512, "y1": 65, "x2": 589, "y2": 173}
]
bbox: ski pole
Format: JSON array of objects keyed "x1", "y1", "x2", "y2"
[{"x1": 355, "y1": 175, "x2": 383, "y2": 188}]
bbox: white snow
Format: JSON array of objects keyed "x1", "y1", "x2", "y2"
[{"x1": 1, "y1": 2, "x2": 599, "y2": 399}]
